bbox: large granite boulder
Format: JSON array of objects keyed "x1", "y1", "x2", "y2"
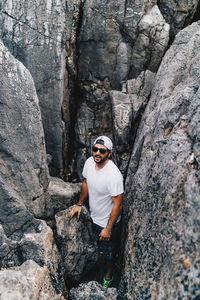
[
  {"x1": 0, "y1": 0, "x2": 84, "y2": 177},
  {"x1": 0, "y1": 260, "x2": 65, "y2": 300},
  {"x1": 110, "y1": 70, "x2": 156, "y2": 175},
  {"x1": 69, "y1": 281, "x2": 118, "y2": 300},
  {"x1": 78, "y1": 2, "x2": 168, "y2": 87},
  {"x1": 0, "y1": 39, "x2": 50, "y2": 223},
  {"x1": 119, "y1": 21, "x2": 200, "y2": 299},
  {"x1": 158, "y1": 0, "x2": 199, "y2": 38},
  {"x1": 0, "y1": 41, "x2": 66, "y2": 297},
  {"x1": 48, "y1": 177, "x2": 81, "y2": 213},
  {"x1": 55, "y1": 206, "x2": 98, "y2": 282}
]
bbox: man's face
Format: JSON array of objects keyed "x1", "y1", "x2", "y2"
[{"x1": 92, "y1": 144, "x2": 111, "y2": 164}]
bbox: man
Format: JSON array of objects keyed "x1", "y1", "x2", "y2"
[{"x1": 69, "y1": 136, "x2": 124, "y2": 288}]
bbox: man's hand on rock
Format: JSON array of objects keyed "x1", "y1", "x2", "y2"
[
  {"x1": 99, "y1": 227, "x2": 112, "y2": 241},
  {"x1": 69, "y1": 205, "x2": 82, "y2": 219}
]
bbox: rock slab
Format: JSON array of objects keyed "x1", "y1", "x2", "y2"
[
  {"x1": 55, "y1": 206, "x2": 98, "y2": 282},
  {"x1": 119, "y1": 21, "x2": 200, "y2": 300},
  {"x1": 69, "y1": 281, "x2": 118, "y2": 300}
]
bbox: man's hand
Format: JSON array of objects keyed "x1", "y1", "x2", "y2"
[
  {"x1": 99, "y1": 227, "x2": 112, "y2": 241},
  {"x1": 69, "y1": 205, "x2": 82, "y2": 219}
]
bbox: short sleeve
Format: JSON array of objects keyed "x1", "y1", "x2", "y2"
[
  {"x1": 82, "y1": 156, "x2": 93, "y2": 179},
  {"x1": 108, "y1": 172, "x2": 124, "y2": 197}
]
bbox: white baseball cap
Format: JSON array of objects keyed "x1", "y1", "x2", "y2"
[{"x1": 93, "y1": 136, "x2": 113, "y2": 150}]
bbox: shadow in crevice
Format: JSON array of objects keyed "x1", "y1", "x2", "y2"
[
  {"x1": 82, "y1": 254, "x2": 122, "y2": 288},
  {"x1": 65, "y1": 251, "x2": 123, "y2": 292},
  {"x1": 64, "y1": 220, "x2": 125, "y2": 292}
]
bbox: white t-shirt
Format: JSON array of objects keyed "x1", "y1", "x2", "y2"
[{"x1": 82, "y1": 156, "x2": 124, "y2": 227}]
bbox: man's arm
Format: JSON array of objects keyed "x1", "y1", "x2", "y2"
[
  {"x1": 69, "y1": 178, "x2": 88, "y2": 219},
  {"x1": 99, "y1": 193, "x2": 123, "y2": 241}
]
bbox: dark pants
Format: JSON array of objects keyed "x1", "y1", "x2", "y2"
[{"x1": 92, "y1": 221, "x2": 121, "y2": 261}]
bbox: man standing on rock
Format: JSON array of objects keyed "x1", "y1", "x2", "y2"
[{"x1": 69, "y1": 136, "x2": 124, "y2": 288}]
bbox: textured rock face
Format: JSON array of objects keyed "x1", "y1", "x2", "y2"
[
  {"x1": 73, "y1": 2, "x2": 170, "y2": 177},
  {"x1": 0, "y1": 41, "x2": 66, "y2": 297},
  {"x1": 0, "y1": 1, "x2": 200, "y2": 299},
  {"x1": 0, "y1": 260, "x2": 65, "y2": 300},
  {"x1": 0, "y1": 0, "x2": 83, "y2": 176},
  {"x1": 0, "y1": 40, "x2": 49, "y2": 224},
  {"x1": 110, "y1": 70, "x2": 156, "y2": 175},
  {"x1": 158, "y1": 0, "x2": 199, "y2": 38},
  {"x1": 69, "y1": 281, "x2": 118, "y2": 300},
  {"x1": 48, "y1": 177, "x2": 81, "y2": 213},
  {"x1": 55, "y1": 206, "x2": 98, "y2": 282},
  {"x1": 0, "y1": 0, "x2": 198, "y2": 178},
  {"x1": 119, "y1": 21, "x2": 200, "y2": 299}
]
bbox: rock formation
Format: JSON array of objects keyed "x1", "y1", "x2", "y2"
[
  {"x1": 55, "y1": 206, "x2": 98, "y2": 282},
  {"x1": 0, "y1": 260, "x2": 65, "y2": 300},
  {"x1": 119, "y1": 21, "x2": 200, "y2": 299},
  {"x1": 0, "y1": 40, "x2": 66, "y2": 298},
  {"x1": 0, "y1": 0, "x2": 199, "y2": 299},
  {"x1": 0, "y1": 0, "x2": 199, "y2": 179},
  {"x1": 69, "y1": 281, "x2": 118, "y2": 299}
]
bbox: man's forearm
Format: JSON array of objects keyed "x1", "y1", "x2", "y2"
[
  {"x1": 99, "y1": 194, "x2": 123, "y2": 241},
  {"x1": 69, "y1": 179, "x2": 88, "y2": 219},
  {"x1": 77, "y1": 178, "x2": 88, "y2": 205},
  {"x1": 106, "y1": 194, "x2": 123, "y2": 231}
]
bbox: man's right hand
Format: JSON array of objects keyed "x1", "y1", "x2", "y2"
[{"x1": 69, "y1": 205, "x2": 82, "y2": 219}]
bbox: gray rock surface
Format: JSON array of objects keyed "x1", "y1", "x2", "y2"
[
  {"x1": 48, "y1": 177, "x2": 81, "y2": 213},
  {"x1": 0, "y1": 0, "x2": 84, "y2": 177},
  {"x1": 69, "y1": 281, "x2": 118, "y2": 300},
  {"x1": 55, "y1": 206, "x2": 98, "y2": 282},
  {"x1": 0, "y1": 2, "x2": 200, "y2": 299},
  {"x1": 1, "y1": 1, "x2": 198, "y2": 178},
  {"x1": 0, "y1": 39, "x2": 49, "y2": 223},
  {"x1": 73, "y1": 2, "x2": 170, "y2": 177},
  {"x1": 0, "y1": 41, "x2": 66, "y2": 297},
  {"x1": 119, "y1": 21, "x2": 200, "y2": 299},
  {"x1": 78, "y1": 1, "x2": 168, "y2": 86},
  {"x1": 158, "y1": 0, "x2": 199, "y2": 38},
  {"x1": 110, "y1": 70, "x2": 156, "y2": 174},
  {"x1": 0, "y1": 260, "x2": 65, "y2": 300}
]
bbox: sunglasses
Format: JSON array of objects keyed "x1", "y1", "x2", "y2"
[{"x1": 92, "y1": 146, "x2": 108, "y2": 154}]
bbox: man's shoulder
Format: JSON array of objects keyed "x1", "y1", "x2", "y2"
[
  {"x1": 84, "y1": 156, "x2": 94, "y2": 167},
  {"x1": 82, "y1": 156, "x2": 94, "y2": 179},
  {"x1": 107, "y1": 160, "x2": 123, "y2": 178}
]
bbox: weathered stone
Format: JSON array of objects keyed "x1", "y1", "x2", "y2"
[
  {"x1": 130, "y1": 5, "x2": 169, "y2": 78},
  {"x1": 48, "y1": 177, "x2": 81, "y2": 213},
  {"x1": 110, "y1": 70, "x2": 156, "y2": 174},
  {"x1": 1, "y1": 2, "x2": 200, "y2": 299},
  {"x1": 78, "y1": 0, "x2": 159, "y2": 88},
  {"x1": 0, "y1": 221, "x2": 66, "y2": 296},
  {"x1": 158, "y1": 0, "x2": 199, "y2": 38},
  {"x1": 1, "y1": 0, "x2": 198, "y2": 179},
  {"x1": 73, "y1": 2, "x2": 169, "y2": 178},
  {"x1": 55, "y1": 206, "x2": 98, "y2": 282},
  {"x1": 0, "y1": 0, "x2": 84, "y2": 177},
  {"x1": 73, "y1": 87, "x2": 113, "y2": 179},
  {"x1": 0, "y1": 41, "x2": 66, "y2": 296},
  {"x1": 69, "y1": 281, "x2": 118, "y2": 300},
  {"x1": 0, "y1": 40, "x2": 50, "y2": 220},
  {"x1": 0, "y1": 260, "x2": 66, "y2": 300},
  {"x1": 119, "y1": 21, "x2": 200, "y2": 299}
]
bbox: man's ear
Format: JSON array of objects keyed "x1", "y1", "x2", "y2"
[{"x1": 108, "y1": 150, "x2": 112, "y2": 158}]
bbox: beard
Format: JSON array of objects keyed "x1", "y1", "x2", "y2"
[{"x1": 93, "y1": 152, "x2": 109, "y2": 164}]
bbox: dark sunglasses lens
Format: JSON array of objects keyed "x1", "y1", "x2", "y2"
[
  {"x1": 92, "y1": 147, "x2": 107, "y2": 154},
  {"x1": 99, "y1": 149, "x2": 107, "y2": 154}
]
